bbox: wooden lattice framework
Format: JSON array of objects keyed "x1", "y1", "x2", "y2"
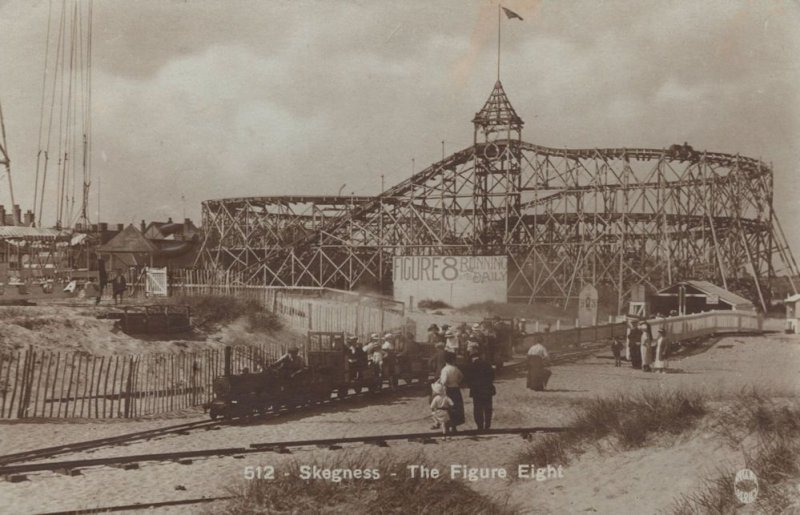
[{"x1": 198, "y1": 82, "x2": 799, "y2": 311}]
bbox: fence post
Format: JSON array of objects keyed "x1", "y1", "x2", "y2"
[
  {"x1": 16, "y1": 347, "x2": 32, "y2": 418},
  {"x1": 123, "y1": 356, "x2": 135, "y2": 418},
  {"x1": 308, "y1": 302, "x2": 313, "y2": 330}
]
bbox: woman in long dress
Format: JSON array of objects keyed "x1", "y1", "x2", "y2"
[
  {"x1": 439, "y1": 353, "x2": 465, "y2": 431},
  {"x1": 653, "y1": 328, "x2": 669, "y2": 372},
  {"x1": 639, "y1": 322, "x2": 653, "y2": 372},
  {"x1": 628, "y1": 323, "x2": 642, "y2": 369},
  {"x1": 526, "y1": 342, "x2": 551, "y2": 391}
]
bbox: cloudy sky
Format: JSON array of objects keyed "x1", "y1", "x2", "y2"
[{"x1": 0, "y1": 0, "x2": 798, "y2": 250}]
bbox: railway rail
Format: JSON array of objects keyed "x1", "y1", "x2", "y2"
[
  {"x1": 41, "y1": 496, "x2": 234, "y2": 515},
  {"x1": 0, "y1": 425, "x2": 570, "y2": 480}
]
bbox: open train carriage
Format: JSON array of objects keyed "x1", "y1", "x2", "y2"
[
  {"x1": 483, "y1": 317, "x2": 517, "y2": 368},
  {"x1": 308, "y1": 331, "x2": 382, "y2": 398}
]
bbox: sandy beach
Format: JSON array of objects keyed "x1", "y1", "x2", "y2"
[{"x1": 0, "y1": 330, "x2": 797, "y2": 514}]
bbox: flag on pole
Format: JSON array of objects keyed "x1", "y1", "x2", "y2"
[{"x1": 502, "y1": 6, "x2": 524, "y2": 21}]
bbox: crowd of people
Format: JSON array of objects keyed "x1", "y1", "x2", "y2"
[
  {"x1": 612, "y1": 316, "x2": 671, "y2": 372},
  {"x1": 266, "y1": 314, "x2": 677, "y2": 436}
]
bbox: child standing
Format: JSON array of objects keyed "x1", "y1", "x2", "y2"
[
  {"x1": 430, "y1": 382, "x2": 453, "y2": 435},
  {"x1": 611, "y1": 338, "x2": 623, "y2": 367}
]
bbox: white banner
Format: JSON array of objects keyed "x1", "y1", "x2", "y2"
[{"x1": 392, "y1": 255, "x2": 507, "y2": 308}]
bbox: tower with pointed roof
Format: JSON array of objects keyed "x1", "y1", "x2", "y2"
[{"x1": 470, "y1": 80, "x2": 524, "y2": 247}]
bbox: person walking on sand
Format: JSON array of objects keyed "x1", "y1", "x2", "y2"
[
  {"x1": 627, "y1": 317, "x2": 642, "y2": 369},
  {"x1": 429, "y1": 382, "x2": 453, "y2": 434},
  {"x1": 526, "y1": 341, "x2": 552, "y2": 391},
  {"x1": 439, "y1": 353, "x2": 465, "y2": 433},
  {"x1": 111, "y1": 269, "x2": 127, "y2": 305},
  {"x1": 611, "y1": 338, "x2": 623, "y2": 367},
  {"x1": 466, "y1": 352, "x2": 495, "y2": 431},
  {"x1": 95, "y1": 257, "x2": 108, "y2": 305}
]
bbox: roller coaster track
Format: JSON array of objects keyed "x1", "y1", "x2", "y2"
[{"x1": 283, "y1": 140, "x2": 769, "y2": 251}]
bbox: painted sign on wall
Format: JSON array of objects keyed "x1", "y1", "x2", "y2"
[{"x1": 392, "y1": 255, "x2": 507, "y2": 308}]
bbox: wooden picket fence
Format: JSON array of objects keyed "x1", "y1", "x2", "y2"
[{"x1": 0, "y1": 344, "x2": 283, "y2": 420}]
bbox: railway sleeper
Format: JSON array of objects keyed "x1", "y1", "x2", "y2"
[
  {"x1": 55, "y1": 468, "x2": 82, "y2": 477},
  {"x1": 110, "y1": 463, "x2": 139, "y2": 471}
]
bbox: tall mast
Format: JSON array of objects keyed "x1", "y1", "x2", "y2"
[{"x1": 0, "y1": 101, "x2": 16, "y2": 214}]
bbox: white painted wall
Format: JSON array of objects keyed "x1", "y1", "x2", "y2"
[{"x1": 392, "y1": 255, "x2": 507, "y2": 308}]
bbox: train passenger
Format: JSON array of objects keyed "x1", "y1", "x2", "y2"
[
  {"x1": 381, "y1": 341, "x2": 398, "y2": 388},
  {"x1": 456, "y1": 323, "x2": 469, "y2": 353},
  {"x1": 439, "y1": 324, "x2": 450, "y2": 344},
  {"x1": 382, "y1": 333, "x2": 395, "y2": 351},
  {"x1": 518, "y1": 318, "x2": 528, "y2": 335},
  {"x1": 444, "y1": 329, "x2": 459, "y2": 355},
  {"x1": 273, "y1": 346, "x2": 305, "y2": 378},
  {"x1": 346, "y1": 335, "x2": 367, "y2": 381},
  {"x1": 427, "y1": 324, "x2": 440, "y2": 346},
  {"x1": 363, "y1": 333, "x2": 381, "y2": 355},
  {"x1": 469, "y1": 323, "x2": 486, "y2": 347},
  {"x1": 466, "y1": 338, "x2": 481, "y2": 357}
]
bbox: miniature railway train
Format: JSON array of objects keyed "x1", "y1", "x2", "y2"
[{"x1": 206, "y1": 322, "x2": 518, "y2": 420}]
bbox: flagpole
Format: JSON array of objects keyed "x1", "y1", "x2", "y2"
[{"x1": 497, "y1": 4, "x2": 501, "y2": 82}]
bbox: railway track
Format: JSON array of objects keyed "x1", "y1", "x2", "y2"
[
  {"x1": 0, "y1": 369, "x2": 440, "y2": 467},
  {"x1": 0, "y1": 418, "x2": 221, "y2": 467},
  {"x1": 40, "y1": 496, "x2": 234, "y2": 515},
  {"x1": 0, "y1": 425, "x2": 570, "y2": 480},
  {"x1": 0, "y1": 343, "x2": 603, "y2": 469}
]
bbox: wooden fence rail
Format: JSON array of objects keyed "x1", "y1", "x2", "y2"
[
  {"x1": 0, "y1": 344, "x2": 283, "y2": 420},
  {"x1": 523, "y1": 309, "x2": 762, "y2": 348}
]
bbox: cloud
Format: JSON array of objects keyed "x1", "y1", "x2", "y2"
[{"x1": 0, "y1": 0, "x2": 798, "y2": 254}]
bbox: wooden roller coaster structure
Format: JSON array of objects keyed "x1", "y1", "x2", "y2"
[{"x1": 197, "y1": 81, "x2": 799, "y2": 312}]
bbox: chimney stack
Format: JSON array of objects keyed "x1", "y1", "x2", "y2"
[
  {"x1": 117, "y1": 223, "x2": 124, "y2": 232},
  {"x1": 23, "y1": 210, "x2": 34, "y2": 226},
  {"x1": 140, "y1": 220, "x2": 146, "y2": 232},
  {"x1": 0, "y1": 205, "x2": 5, "y2": 226},
  {"x1": 13, "y1": 205, "x2": 21, "y2": 226},
  {"x1": 99, "y1": 222, "x2": 108, "y2": 232}
]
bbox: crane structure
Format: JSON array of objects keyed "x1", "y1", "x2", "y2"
[{"x1": 197, "y1": 81, "x2": 798, "y2": 312}]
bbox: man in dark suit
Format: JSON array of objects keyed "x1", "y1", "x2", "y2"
[{"x1": 466, "y1": 353, "x2": 495, "y2": 431}]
